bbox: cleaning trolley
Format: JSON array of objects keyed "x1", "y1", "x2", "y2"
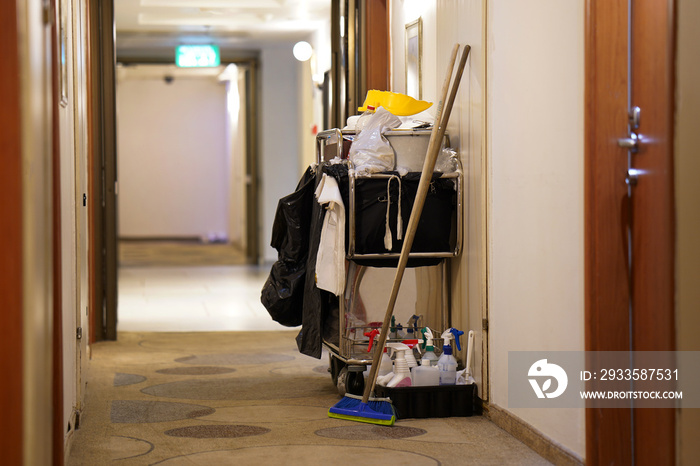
[
  {"x1": 321, "y1": 45, "x2": 476, "y2": 423},
  {"x1": 262, "y1": 44, "x2": 475, "y2": 424}
]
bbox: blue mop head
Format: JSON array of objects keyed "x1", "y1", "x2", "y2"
[{"x1": 328, "y1": 394, "x2": 395, "y2": 426}]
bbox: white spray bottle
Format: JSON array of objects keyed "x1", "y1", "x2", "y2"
[
  {"x1": 420, "y1": 327, "x2": 439, "y2": 366},
  {"x1": 438, "y1": 328, "x2": 464, "y2": 385},
  {"x1": 365, "y1": 329, "x2": 392, "y2": 377},
  {"x1": 385, "y1": 342, "x2": 412, "y2": 388}
]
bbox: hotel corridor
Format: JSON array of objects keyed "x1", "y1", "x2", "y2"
[{"x1": 65, "y1": 257, "x2": 552, "y2": 465}]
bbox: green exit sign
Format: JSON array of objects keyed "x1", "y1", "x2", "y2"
[{"x1": 175, "y1": 45, "x2": 220, "y2": 68}]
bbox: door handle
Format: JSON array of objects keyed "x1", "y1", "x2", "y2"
[{"x1": 618, "y1": 132, "x2": 639, "y2": 153}]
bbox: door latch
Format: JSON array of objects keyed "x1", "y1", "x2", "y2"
[
  {"x1": 618, "y1": 107, "x2": 641, "y2": 153},
  {"x1": 618, "y1": 132, "x2": 639, "y2": 153}
]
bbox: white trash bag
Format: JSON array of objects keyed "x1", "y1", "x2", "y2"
[{"x1": 349, "y1": 107, "x2": 401, "y2": 174}]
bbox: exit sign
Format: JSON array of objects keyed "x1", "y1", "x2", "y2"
[{"x1": 175, "y1": 45, "x2": 220, "y2": 68}]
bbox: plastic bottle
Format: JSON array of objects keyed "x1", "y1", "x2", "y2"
[
  {"x1": 420, "y1": 327, "x2": 439, "y2": 366},
  {"x1": 438, "y1": 328, "x2": 464, "y2": 385},
  {"x1": 411, "y1": 357, "x2": 440, "y2": 386},
  {"x1": 354, "y1": 105, "x2": 376, "y2": 134},
  {"x1": 379, "y1": 347, "x2": 393, "y2": 376},
  {"x1": 386, "y1": 342, "x2": 412, "y2": 388},
  {"x1": 364, "y1": 329, "x2": 393, "y2": 377}
]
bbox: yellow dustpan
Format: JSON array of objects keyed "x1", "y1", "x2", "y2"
[{"x1": 358, "y1": 90, "x2": 432, "y2": 116}]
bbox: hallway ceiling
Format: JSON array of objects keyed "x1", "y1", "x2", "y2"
[{"x1": 115, "y1": 0, "x2": 331, "y2": 52}]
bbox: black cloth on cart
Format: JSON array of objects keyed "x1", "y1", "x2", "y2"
[
  {"x1": 260, "y1": 167, "x2": 316, "y2": 328},
  {"x1": 261, "y1": 165, "x2": 342, "y2": 359}
]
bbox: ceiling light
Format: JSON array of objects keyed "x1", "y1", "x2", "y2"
[{"x1": 293, "y1": 41, "x2": 313, "y2": 61}]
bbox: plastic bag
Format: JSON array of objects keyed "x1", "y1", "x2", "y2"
[
  {"x1": 435, "y1": 147, "x2": 459, "y2": 173},
  {"x1": 349, "y1": 107, "x2": 401, "y2": 174}
]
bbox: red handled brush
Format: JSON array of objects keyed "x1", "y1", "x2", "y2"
[{"x1": 329, "y1": 43, "x2": 471, "y2": 425}]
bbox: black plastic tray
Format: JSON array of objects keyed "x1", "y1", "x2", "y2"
[{"x1": 375, "y1": 383, "x2": 478, "y2": 419}]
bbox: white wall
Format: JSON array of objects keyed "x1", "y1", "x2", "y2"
[
  {"x1": 117, "y1": 66, "x2": 229, "y2": 240},
  {"x1": 115, "y1": 45, "x2": 305, "y2": 263},
  {"x1": 259, "y1": 44, "x2": 302, "y2": 262},
  {"x1": 487, "y1": 0, "x2": 585, "y2": 458}
]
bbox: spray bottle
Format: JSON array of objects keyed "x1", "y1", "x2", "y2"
[
  {"x1": 385, "y1": 342, "x2": 412, "y2": 387},
  {"x1": 365, "y1": 329, "x2": 392, "y2": 377},
  {"x1": 406, "y1": 315, "x2": 422, "y2": 360},
  {"x1": 400, "y1": 339, "x2": 419, "y2": 369},
  {"x1": 420, "y1": 327, "x2": 439, "y2": 366},
  {"x1": 438, "y1": 328, "x2": 464, "y2": 385}
]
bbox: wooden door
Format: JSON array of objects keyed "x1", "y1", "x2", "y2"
[
  {"x1": 585, "y1": 0, "x2": 676, "y2": 464},
  {"x1": 629, "y1": 0, "x2": 676, "y2": 462}
]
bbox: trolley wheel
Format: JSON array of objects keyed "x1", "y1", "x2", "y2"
[{"x1": 328, "y1": 353, "x2": 347, "y2": 387}]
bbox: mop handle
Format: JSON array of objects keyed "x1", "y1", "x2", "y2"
[{"x1": 362, "y1": 44, "x2": 471, "y2": 404}]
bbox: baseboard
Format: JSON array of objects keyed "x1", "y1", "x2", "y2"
[{"x1": 483, "y1": 403, "x2": 584, "y2": 466}]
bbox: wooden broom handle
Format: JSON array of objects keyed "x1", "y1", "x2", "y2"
[{"x1": 362, "y1": 44, "x2": 471, "y2": 404}]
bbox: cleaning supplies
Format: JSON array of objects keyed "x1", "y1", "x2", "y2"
[
  {"x1": 457, "y1": 330, "x2": 476, "y2": 385},
  {"x1": 357, "y1": 89, "x2": 433, "y2": 117},
  {"x1": 364, "y1": 329, "x2": 380, "y2": 352},
  {"x1": 364, "y1": 329, "x2": 392, "y2": 377},
  {"x1": 401, "y1": 339, "x2": 419, "y2": 369},
  {"x1": 420, "y1": 327, "x2": 439, "y2": 366},
  {"x1": 328, "y1": 44, "x2": 470, "y2": 426},
  {"x1": 438, "y1": 328, "x2": 464, "y2": 385},
  {"x1": 379, "y1": 347, "x2": 393, "y2": 377},
  {"x1": 385, "y1": 343, "x2": 412, "y2": 388},
  {"x1": 412, "y1": 357, "x2": 440, "y2": 386}
]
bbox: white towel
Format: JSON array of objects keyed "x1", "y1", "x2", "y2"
[{"x1": 314, "y1": 174, "x2": 346, "y2": 296}]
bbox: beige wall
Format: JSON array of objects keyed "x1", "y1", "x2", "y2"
[
  {"x1": 486, "y1": 0, "x2": 585, "y2": 457},
  {"x1": 392, "y1": 0, "x2": 586, "y2": 458},
  {"x1": 18, "y1": 0, "x2": 54, "y2": 463}
]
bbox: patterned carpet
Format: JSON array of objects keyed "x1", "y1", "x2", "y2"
[
  {"x1": 66, "y1": 331, "x2": 552, "y2": 465},
  {"x1": 119, "y1": 240, "x2": 248, "y2": 267}
]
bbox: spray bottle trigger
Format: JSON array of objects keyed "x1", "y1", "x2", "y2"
[
  {"x1": 450, "y1": 328, "x2": 465, "y2": 352},
  {"x1": 364, "y1": 329, "x2": 380, "y2": 352}
]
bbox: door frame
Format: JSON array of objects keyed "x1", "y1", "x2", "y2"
[{"x1": 0, "y1": 1, "x2": 25, "y2": 463}]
